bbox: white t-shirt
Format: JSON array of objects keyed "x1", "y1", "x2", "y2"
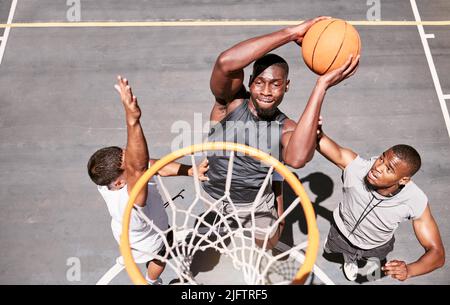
[{"x1": 98, "y1": 177, "x2": 169, "y2": 256}]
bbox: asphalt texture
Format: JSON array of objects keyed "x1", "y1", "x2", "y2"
[{"x1": 0, "y1": 0, "x2": 449, "y2": 285}]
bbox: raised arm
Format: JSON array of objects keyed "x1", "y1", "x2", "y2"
[
  {"x1": 115, "y1": 76, "x2": 149, "y2": 207},
  {"x1": 210, "y1": 17, "x2": 330, "y2": 104},
  {"x1": 281, "y1": 57, "x2": 359, "y2": 170},
  {"x1": 382, "y1": 205, "x2": 445, "y2": 281},
  {"x1": 315, "y1": 116, "x2": 357, "y2": 170}
]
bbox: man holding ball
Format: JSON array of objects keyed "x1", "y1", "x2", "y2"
[{"x1": 202, "y1": 16, "x2": 360, "y2": 248}]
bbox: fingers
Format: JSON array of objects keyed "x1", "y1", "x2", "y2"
[
  {"x1": 383, "y1": 268, "x2": 406, "y2": 280},
  {"x1": 119, "y1": 75, "x2": 128, "y2": 86},
  {"x1": 197, "y1": 158, "x2": 210, "y2": 181},
  {"x1": 339, "y1": 54, "x2": 354, "y2": 72},
  {"x1": 116, "y1": 75, "x2": 127, "y2": 91},
  {"x1": 313, "y1": 16, "x2": 332, "y2": 23},
  {"x1": 117, "y1": 75, "x2": 130, "y2": 90},
  {"x1": 382, "y1": 260, "x2": 407, "y2": 280},
  {"x1": 317, "y1": 116, "x2": 323, "y2": 137},
  {"x1": 385, "y1": 260, "x2": 402, "y2": 267},
  {"x1": 343, "y1": 54, "x2": 360, "y2": 77},
  {"x1": 345, "y1": 62, "x2": 359, "y2": 80},
  {"x1": 198, "y1": 175, "x2": 209, "y2": 182},
  {"x1": 115, "y1": 75, "x2": 137, "y2": 103}
]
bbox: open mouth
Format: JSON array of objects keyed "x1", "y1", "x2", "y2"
[
  {"x1": 368, "y1": 170, "x2": 378, "y2": 181},
  {"x1": 257, "y1": 98, "x2": 274, "y2": 104}
]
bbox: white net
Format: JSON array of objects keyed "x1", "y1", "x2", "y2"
[{"x1": 120, "y1": 143, "x2": 329, "y2": 285}]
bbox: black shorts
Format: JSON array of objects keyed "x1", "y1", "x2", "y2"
[
  {"x1": 325, "y1": 220, "x2": 395, "y2": 263},
  {"x1": 144, "y1": 230, "x2": 174, "y2": 266}
]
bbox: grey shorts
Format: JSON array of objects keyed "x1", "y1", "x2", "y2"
[
  {"x1": 325, "y1": 221, "x2": 395, "y2": 263},
  {"x1": 201, "y1": 188, "x2": 278, "y2": 239}
]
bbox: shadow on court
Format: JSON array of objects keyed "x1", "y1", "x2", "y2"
[
  {"x1": 188, "y1": 211, "x2": 229, "y2": 279},
  {"x1": 279, "y1": 172, "x2": 334, "y2": 246}
]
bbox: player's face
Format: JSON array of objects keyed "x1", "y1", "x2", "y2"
[
  {"x1": 365, "y1": 149, "x2": 411, "y2": 189},
  {"x1": 249, "y1": 65, "x2": 289, "y2": 119}
]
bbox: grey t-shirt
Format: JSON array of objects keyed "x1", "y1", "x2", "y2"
[
  {"x1": 202, "y1": 99, "x2": 287, "y2": 203},
  {"x1": 333, "y1": 156, "x2": 428, "y2": 250}
]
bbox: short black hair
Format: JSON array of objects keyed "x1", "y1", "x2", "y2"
[
  {"x1": 87, "y1": 146, "x2": 124, "y2": 186},
  {"x1": 391, "y1": 144, "x2": 422, "y2": 176},
  {"x1": 251, "y1": 54, "x2": 289, "y2": 83}
]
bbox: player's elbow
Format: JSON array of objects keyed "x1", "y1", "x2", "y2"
[
  {"x1": 284, "y1": 149, "x2": 314, "y2": 169},
  {"x1": 215, "y1": 51, "x2": 235, "y2": 75},
  {"x1": 427, "y1": 245, "x2": 446, "y2": 270},
  {"x1": 435, "y1": 247, "x2": 446, "y2": 268},
  {"x1": 284, "y1": 155, "x2": 307, "y2": 169}
]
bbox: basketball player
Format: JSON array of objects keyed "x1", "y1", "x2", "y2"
[
  {"x1": 317, "y1": 117, "x2": 445, "y2": 281},
  {"x1": 202, "y1": 17, "x2": 360, "y2": 247},
  {"x1": 87, "y1": 76, "x2": 208, "y2": 284}
]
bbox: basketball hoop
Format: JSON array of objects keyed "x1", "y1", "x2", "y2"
[{"x1": 120, "y1": 142, "x2": 319, "y2": 285}]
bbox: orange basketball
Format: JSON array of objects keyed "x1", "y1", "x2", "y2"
[{"x1": 302, "y1": 18, "x2": 361, "y2": 75}]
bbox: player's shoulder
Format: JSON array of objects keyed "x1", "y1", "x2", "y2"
[
  {"x1": 402, "y1": 181, "x2": 428, "y2": 220},
  {"x1": 345, "y1": 155, "x2": 371, "y2": 171},
  {"x1": 343, "y1": 155, "x2": 372, "y2": 183},
  {"x1": 281, "y1": 118, "x2": 296, "y2": 133},
  {"x1": 226, "y1": 98, "x2": 246, "y2": 114},
  {"x1": 403, "y1": 180, "x2": 428, "y2": 203}
]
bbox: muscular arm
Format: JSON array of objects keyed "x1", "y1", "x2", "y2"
[
  {"x1": 209, "y1": 17, "x2": 359, "y2": 168},
  {"x1": 210, "y1": 17, "x2": 329, "y2": 104},
  {"x1": 149, "y1": 159, "x2": 209, "y2": 181},
  {"x1": 407, "y1": 205, "x2": 445, "y2": 277},
  {"x1": 115, "y1": 76, "x2": 149, "y2": 207},
  {"x1": 281, "y1": 82, "x2": 328, "y2": 168},
  {"x1": 383, "y1": 205, "x2": 445, "y2": 281},
  {"x1": 211, "y1": 28, "x2": 296, "y2": 103},
  {"x1": 316, "y1": 133, "x2": 357, "y2": 170},
  {"x1": 281, "y1": 56, "x2": 359, "y2": 168}
]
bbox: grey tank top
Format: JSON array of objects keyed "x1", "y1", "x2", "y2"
[{"x1": 202, "y1": 99, "x2": 287, "y2": 203}]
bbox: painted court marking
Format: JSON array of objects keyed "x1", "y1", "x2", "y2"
[
  {"x1": 0, "y1": 5, "x2": 449, "y2": 282},
  {"x1": 0, "y1": 20, "x2": 450, "y2": 28},
  {"x1": 410, "y1": 0, "x2": 450, "y2": 138},
  {"x1": 0, "y1": 0, "x2": 18, "y2": 65}
]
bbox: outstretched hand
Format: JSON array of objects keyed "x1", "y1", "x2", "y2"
[
  {"x1": 189, "y1": 158, "x2": 209, "y2": 182},
  {"x1": 318, "y1": 54, "x2": 360, "y2": 89},
  {"x1": 292, "y1": 16, "x2": 331, "y2": 46},
  {"x1": 197, "y1": 158, "x2": 209, "y2": 181},
  {"x1": 114, "y1": 75, "x2": 141, "y2": 124}
]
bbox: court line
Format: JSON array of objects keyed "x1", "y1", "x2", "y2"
[
  {"x1": 0, "y1": 20, "x2": 450, "y2": 28},
  {"x1": 0, "y1": 0, "x2": 18, "y2": 65},
  {"x1": 410, "y1": 0, "x2": 450, "y2": 139}
]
